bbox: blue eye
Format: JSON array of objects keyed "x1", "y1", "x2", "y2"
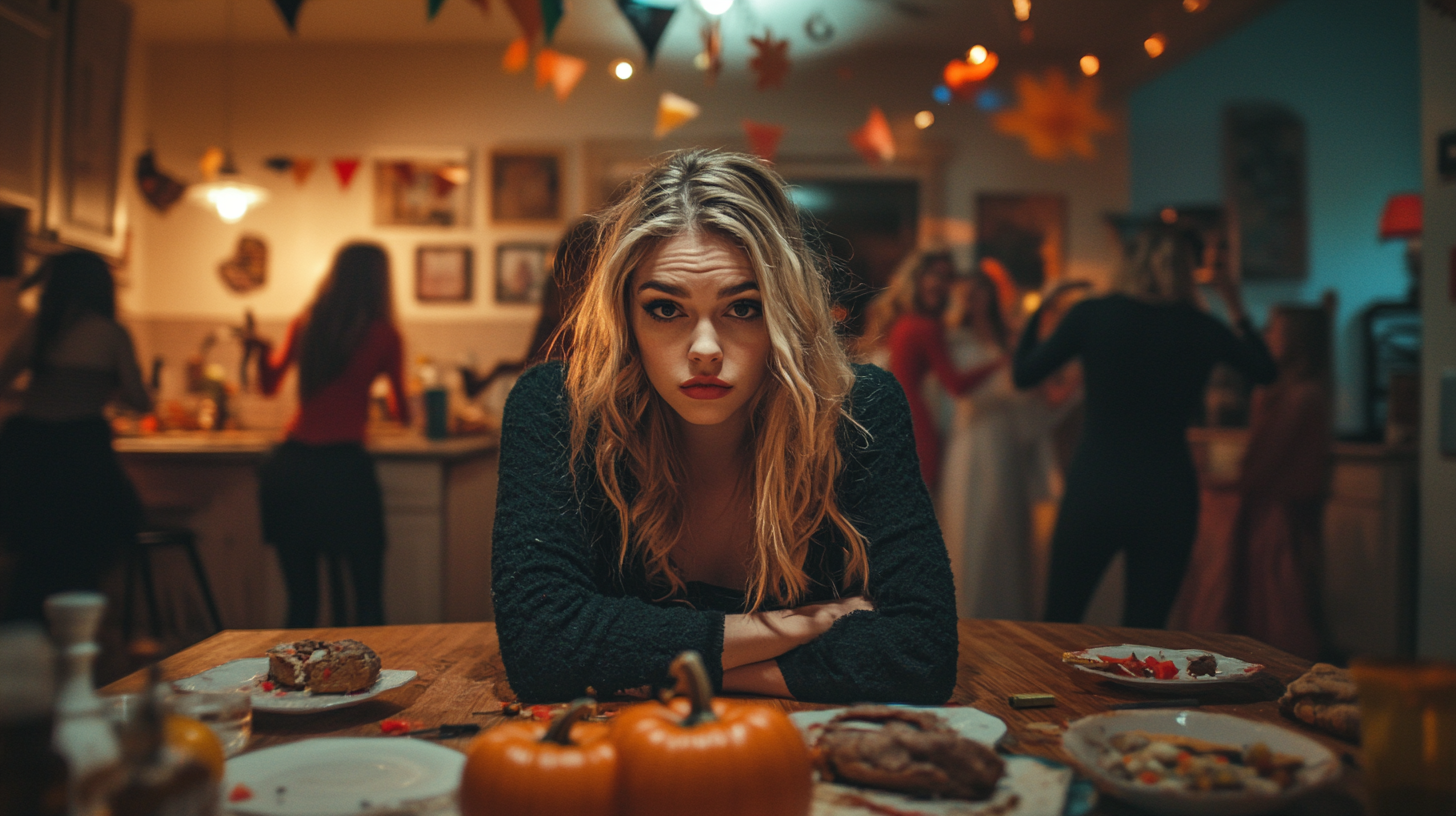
[
  {"x1": 728, "y1": 300, "x2": 762, "y2": 319},
  {"x1": 644, "y1": 300, "x2": 680, "y2": 321}
]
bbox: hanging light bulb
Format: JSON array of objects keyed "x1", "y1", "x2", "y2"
[
  {"x1": 968, "y1": 45, "x2": 989, "y2": 65},
  {"x1": 914, "y1": 111, "x2": 935, "y2": 129},
  {"x1": 1144, "y1": 33, "x2": 1167, "y2": 58},
  {"x1": 188, "y1": 152, "x2": 268, "y2": 223},
  {"x1": 1012, "y1": 0, "x2": 1031, "y2": 22},
  {"x1": 1079, "y1": 54, "x2": 1100, "y2": 76},
  {"x1": 612, "y1": 59, "x2": 634, "y2": 79}
]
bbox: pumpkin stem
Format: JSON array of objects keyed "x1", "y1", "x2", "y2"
[
  {"x1": 541, "y1": 697, "x2": 597, "y2": 746},
  {"x1": 669, "y1": 651, "x2": 718, "y2": 727}
]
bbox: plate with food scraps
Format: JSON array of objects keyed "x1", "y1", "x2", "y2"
[
  {"x1": 1061, "y1": 645, "x2": 1263, "y2": 692},
  {"x1": 1061, "y1": 709, "x2": 1340, "y2": 816},
  {"x1": 221, "y1": 737, "x2": 463, "y2": 816},
  {"x1": 174, "y1": 658, "x2": 417, "y2": 715},
  {"x1": 790, "y1": 704, "x2": 1008, "y2": 747}
]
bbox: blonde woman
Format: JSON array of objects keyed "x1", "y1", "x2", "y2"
[
  {"x1": 491, "y1": 150, "x2": 958, "y2": 703},
  {"x1": 1012, "y1": 223, "x2": 1276, "y2": 628}
]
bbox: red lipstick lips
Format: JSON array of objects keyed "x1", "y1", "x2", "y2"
[{"x1": 679, "y1": 375, "x2": 732, "y2": 400}]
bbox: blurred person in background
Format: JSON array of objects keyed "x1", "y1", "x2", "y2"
[
  {"x1": 0, "y1": 250, "x2": 152, "y2": 622},
  {"x1": 859, "y1": 249, "x2": 1004, "y2": 490},
  {"x1": 1013, "y1": 224, "x2": 1276, "y2": 628},
  {"x1": 249, "y1": 242, "x2": 409, "y2": 628}
]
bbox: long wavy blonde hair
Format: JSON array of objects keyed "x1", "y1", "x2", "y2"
[
  {"x1": 565, "y1": 149, "x2": 870, "y2": 611},
  {"x1": 855, "y1": 247, "x2": 954, "y2": 358}
]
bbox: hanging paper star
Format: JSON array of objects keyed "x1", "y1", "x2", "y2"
[
  {"x1": 332, "y1": 157, "x2": 361, "y2": 190},
  {"x1": 290, "y1": 158, "x2": 316, "y2": 186},
  {"x1": 655, "y1": 92, "x2": 700, "y2": 138},
  {"x1": 742, "y1": 120, "x2": 786, "y2": 163},
  {"x1": 264, "y1": 156, "x2": 293, "y2": 173},
  {"x1": 700, "y1": 21, "x2": 722, "y2": 85},
  {"x1": 427, "y1": 0, "x2": 447, "y2": 20},
  {"x1": 992, "y1": 68, "x2": 1113, "y2": 161},
  {"x1": 135, "y1": 150, "x2": 186, "y2": 213},
  {"x1": 271, "y1": 0, "x2": 306, "y2": 33},
  {"x1": 943, "y1": 51, "x2": 998, "y2": 100},
  {"x1": 503, "y1": 37, "x2": 530, "y2": 73},
  {"x1": 848, "y1": 107, "x2": 895, "y2": 165},
  {"x1": 617, "y1": 0, "x2": 676, "y2": 67},
  {"x1": 535, "y1": 49, "x2": 586, "y2": 101},
  {"x1": 749, "y1": 31, "x2": 790, "y2": 90},
  {"x1": 541, "y1": 0, "x2": 563, "y2": 42},
  {"x1": 504, "y1": 0, "x2": 542, "y2": 41}
]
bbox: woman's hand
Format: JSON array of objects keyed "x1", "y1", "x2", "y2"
[{"x1": 722, "y1": 596, "x2": 873, "y2": 671}]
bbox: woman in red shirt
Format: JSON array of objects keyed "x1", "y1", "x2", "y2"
[
  {"x1": 250, "y1": 242, "x2": 410, "y2": 627},
  {"x1": 861, "y1": 250, "x2": 1004, "y2": 489}
]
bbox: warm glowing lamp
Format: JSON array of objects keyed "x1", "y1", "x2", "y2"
[
  {"x1": 1013, "y1": 0, "x2": 1031, "y2": 22},
  {"x1": 968, "y1": 45, "x2": 988, "y2": 65},
  {"x1": 914, "y1": 111, "x2": 935, "y2": 129},
  {"x1": 188, "y1": 152, "x2": 268, "y2": 223},
  {"x1": 1378, "y1": 192, "x2": 1422, "y2": 240},
  {"x1": 1079, "y1": 54, "x2": 1099, "y2": 76},
  {"x1": 612, "y1": 59, "x2": 634, "y2": 79},
  {"x1": 1144, "y1": 33, "x2": 1166, "y2": 58}
]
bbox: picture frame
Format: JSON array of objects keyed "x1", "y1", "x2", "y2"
[
  {"x1": 494, "y1": 242, "x2": 548, "y2": 304},
  {"x1": 373, "y1": 152, "x2": 473, "y2": 228},
  {"x1": 490, "y1": 151, "x2": 562, "y2": 224},
  {"x1": 415, "y1": 245, "x2": 473, "y2": 303},
  {"x1": 975, "y1": 193, "x2": 1069, "y2": 290},
  {"x1": 1223, "y1": 104, "x2": 1307, "y2": 281}
]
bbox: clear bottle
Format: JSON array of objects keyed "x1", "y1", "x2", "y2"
[
  {"x1": 0, "y1": 625, "x2": 69, "y2": 816},
  {"x1": 108, "y1": 664, "x2": 217, "y2": 816},
  {"x1": 45, "y1": 592, "x2": 121, "y2": 816}
]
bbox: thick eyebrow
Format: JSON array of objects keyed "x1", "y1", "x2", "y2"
[
  {"x1": 718, "y1": 281, "x2": 760, "y2": 297},
  {"x1": 635, "y1": 280, "x2": 760, "y2": 298}
]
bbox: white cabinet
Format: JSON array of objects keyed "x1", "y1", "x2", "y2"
[{"x1": 0, "y1": 0, "x2": 60, "y2": 225}]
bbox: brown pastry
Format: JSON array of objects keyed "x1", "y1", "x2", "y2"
[
  {"x1": 1278, "y1": 663, "x2": 1359, "y2": 742},
  {"x1": 1187, "y1": 653, "x2": 1218, "y2": 677},
  {"x1": 810, "y1": 706, "x2": 1005, "y2": 801},
  {"x1": 266, "y1": 639, "x2": 382, "y2": 693}
]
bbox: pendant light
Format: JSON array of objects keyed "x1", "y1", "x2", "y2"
[{"x1": 188, "y1": 0, "x2": 268, "y2": 223}]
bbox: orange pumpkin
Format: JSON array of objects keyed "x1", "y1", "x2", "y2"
[
  {"x1": 613, "y1": 652, "x2": 813, "y2": 816},
  {"x1": 459, "y1": 698, "x2": 618, "y2": 816}
]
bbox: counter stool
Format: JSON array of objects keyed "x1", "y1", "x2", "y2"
[{"x1": 123, "y1": 527, "x2": 224, "y2": 642}]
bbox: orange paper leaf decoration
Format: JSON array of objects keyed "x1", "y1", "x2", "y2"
[
  {"x1": 503, "y1": 36, "x2": 530, "y2": 72},
  {"x1": 742, "y1": 120, "x2": 785, "y2": 163},
  {"x1": 655, "y1": 92, "x2": 700, "y2": 138},
  {"x1": 993, "y1": 68, "x2": 1113, "y2": 161},
  {"x1": 848, "y1": 106, "x2": 895, "y2": 165},
  {"x1": 548, "y1": 51, "x2": 586, "y2": 101}
]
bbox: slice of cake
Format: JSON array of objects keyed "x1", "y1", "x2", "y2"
[{"x1": 266, "y1": 639, "x2": 381, "y2": 693}]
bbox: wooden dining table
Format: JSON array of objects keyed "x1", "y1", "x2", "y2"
[{"x1": 102, "y1": 620, "x2": 1366, "y2": 815}]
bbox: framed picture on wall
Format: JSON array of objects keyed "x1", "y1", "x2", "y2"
[
  {"x1": 1224, "y1": 104, "x2": 1306, "y2": 280},
  {"x1": 490, "y1": 151, "x2": 562, "y2": 223},
  {"x1": 374, "y1": 153, "x2": 473, "y2": 228},
  {"x1": 415, "y1": 245, "x2": 473, "y2": 303},
  {"x1": 975, "y1": 193, "x2": 1068, "y2": 289},
  {"x1": 495, "y1": 242, "x2": 548, "y2": 304}
]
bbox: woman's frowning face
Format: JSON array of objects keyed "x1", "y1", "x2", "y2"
[{"x1": 630, "y1": 230, "x2": 772, "y2": 428}]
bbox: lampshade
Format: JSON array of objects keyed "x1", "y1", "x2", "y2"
[
  {"x1": 188, "y1": 151, "x2": 268, "y2": 223},
  {"x1": 1378, "y1": 193, "x2": 1421, "y2": 240}
]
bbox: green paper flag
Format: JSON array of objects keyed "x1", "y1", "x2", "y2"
[
  {"x1": 428, "y1": 0, "x2": 447, "y2": 20},
  {"x1": 541, "y1": 0, "x2": 563, "y2": 41},
  {"x1": 617, "y1": 0, "x2": 676, "y2": 67}
]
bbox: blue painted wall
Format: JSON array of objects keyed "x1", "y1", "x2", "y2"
[{"x1": 1129, "y1": 0, "x2": 1420, "y2": 433}]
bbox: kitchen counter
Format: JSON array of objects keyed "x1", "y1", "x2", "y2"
[{"x1": 114, "y1": 429, "x2": 497, "y2": 461}]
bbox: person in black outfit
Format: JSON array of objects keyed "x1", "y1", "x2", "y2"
[
  {"x1": 1013, "y1": 225, "x2": 1276, "y2": 628},
  {"x1": 491, "y1": 150, "x2": 958, "y2": 703}
]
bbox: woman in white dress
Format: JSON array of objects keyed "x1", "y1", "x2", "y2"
[{"x1": 938, "y1": 272, "x2": 1070, "y2": 620}]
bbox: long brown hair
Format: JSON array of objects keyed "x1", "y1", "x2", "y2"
[
  {"x1": 299, "y1": 242, "x2": 395, "y2": 399},
  {"x1": 566, "y1": 149, "x2": 870, "y2": 611},
  {"x1": 30, "y1": 250, "x2": 117, "y2": 376},
  {"x1": 856, "y1": 247, "x2": 954, "y2": 358}
]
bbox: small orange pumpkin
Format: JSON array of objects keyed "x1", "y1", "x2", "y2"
[
  {"x1": 459, "y1": 697, "x2": 618, "y2": 816},
  {"x1": 613, "y1": 652, "x2": 813, "y2": 816}
]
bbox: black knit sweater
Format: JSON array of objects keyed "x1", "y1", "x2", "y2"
[{"x1": 490, "y1": 362, "x2": 959, "y2": 704}]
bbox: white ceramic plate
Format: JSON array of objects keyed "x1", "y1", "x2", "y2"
[
  {"x1": 1062, "y1": 645, "x2": 1264, "y2": 692},
  {"x1": 1062, "y1": 710, "x2": 1340, "y2": 816},
  {"x1": 811, "y1": 755, "x2": 1074, "y2": 816},
  {"x1": 221, "y1": 737, "x2": 464, "y2": 816},
  {"x1": 174, "y1": 658, "x2": 417, "y2": 715},
  {"x1": 789, "y1": 705, "x2": 1008, "y2": 747}
]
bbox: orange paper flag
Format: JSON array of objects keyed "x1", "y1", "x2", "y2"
[
  {"x1": 331, "y1": 157, "x2": 361, "y2": 190},
  {"x1": 742, "y1": 120, "x2": 785, "y2": 163},
  {"x1": 534, "y1": 48, "x2": 558, "y2": 88},
  {"x1": 503, "y1": 36, "x2": 530, "y2": 72},
  {"x1": 290, "y1": 157, "x2": 316, "y2": 186},
  {"x1": 548, "y1": 51, "x2": 586, "y2": 101},
  {"x1": 654, "y1": 92, "x2": 700, "y2": 138},
  {"x1": 848, "y1": 107, "x2": 895, "y2": 165}
]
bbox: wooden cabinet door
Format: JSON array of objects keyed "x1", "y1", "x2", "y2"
[{"x1": 0, "y1": 3, "x2": 56, "y2": 221}]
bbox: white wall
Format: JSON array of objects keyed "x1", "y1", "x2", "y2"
[{"x1": 1419, "y1": 1, "x2": 1456, "y2": 660}]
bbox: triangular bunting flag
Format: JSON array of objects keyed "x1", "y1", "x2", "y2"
[
  {"x1": 742, "y1": 120, "x2": 785, "y2": 163},
  {"x1": 332, "y1": 157, "x2": 361, "y2": 190},
  {"x1": 541, "y1": 0, "x2": 563, "y2": 42},
  {"x1": 503, "y1": 37, "x2": 530, "y2": 73},
  {"x1": 271, "y1": 0, "x2": 306, "y2": 33},
  {"x1": 849, "y1": 107, "x2": 895, "y2": 165},
  {"x1": 504, "y1": 0, "x2": 542, "y2": 41},
  {"x1": 534, "y1": 49, "x2": 558, "y2": 89},
  {"x1": 655, "y1": 92, "x2": 699, "y2": 138},
  {"x1": 427, "y1": 0, "x2": 447, "y2": 20},
  {"x1": 549, "y1": 51, "x2": 586, "y2": 101},
  {"x1": 617, "y1": 0, "x2": 675, "y2": 67},
  {"x1": 291, "y1": 158, "x2": 316, "y2": 186},
  {"x1": 264, "y1": 156, "x2": 293, "y2": 173}
]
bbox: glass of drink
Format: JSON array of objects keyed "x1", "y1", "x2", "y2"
[
  {"x1": 169, "y1": 690, "x2": 252, "y2": 758},
  {"x1": 1351, "y1": 659, "x2": 1456, "y2": 816}
]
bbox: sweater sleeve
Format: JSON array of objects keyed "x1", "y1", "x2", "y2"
[
  {"x1": 491, "y1": 363, "x2": 727, "y2": 702},
  {"x1": 1013, "y1": 299, "x2": 1089, "y2": 389},
  {"x1": 775, "y1": 364, "x2": 960, "y2": 704}
]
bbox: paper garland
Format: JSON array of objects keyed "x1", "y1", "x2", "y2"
[
  {"x1": 290, "y1": 158, "x2": 316, "y2": 186},
  {"x1": 503, "y1": 37, "x2": 530, "y2": 72},
  {"x1": 535, "y1": 49, "x2": 586, "y2": 101},
  {"x1": 617, "y1": 0, "x2": 676, "y2": 67},
  {"x1": 992, "y1": 68, "x2": 1113, "y2": 161},
  {"x1": 849, "y1": 107, "x2": 895, "y2": 165},
  {"x1": 749, "y1": 31, "x2": 790, "y2": 90},
  {"x1": 541, "y1": 0, "x2": 563, "y2": 42},
  {"x1": 504, "y1": 0, "x2": 543, "y2": 41},
  {"x1": 655, "y1": 92, "x2": 700, "y2": 138},
  {"x1": 332, "y1": 158, "x2": 361, "y2": 190},
  {"x1": 271, "y1": 0, "x2": 306, "y2": 33},
  {"x1": 742, "y1": 120, "x2": 785, "y2": 163},
  {"x1": 427, "y1": 0, "x2": 447, "y2": 20},
  {"x1": 264, "y1": 156, "x2": 293, "y2": 173}
]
